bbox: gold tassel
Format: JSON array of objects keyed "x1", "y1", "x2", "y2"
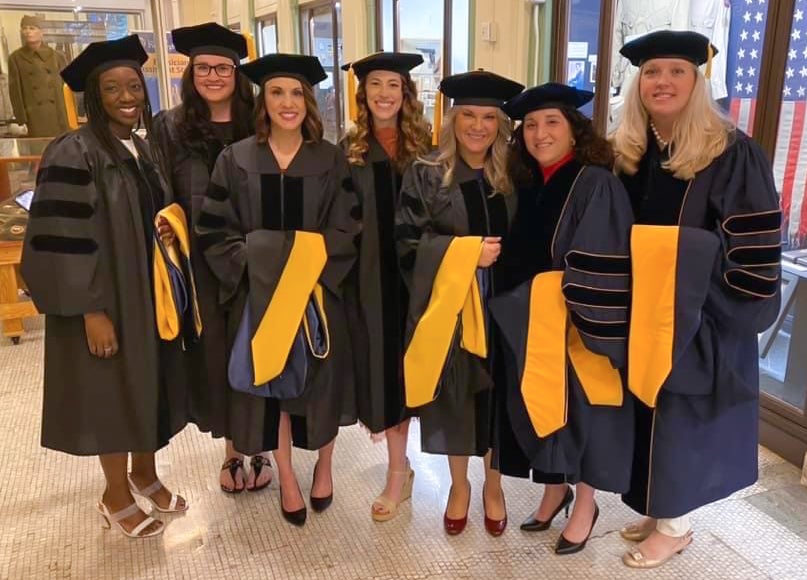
[
  {"x1": 705, "y1": 42, "x2": 714, "y2": 80},
  {"x1": 243, "y1": 32, "x2": 257, "y2": 61},
  {"x1": 63, "y1": 84, "x2": 78, "y2": 129},
  {"x1": 348, "y1": 68, "x2": 357, "y2": 123},
  {"x1": 432, "y1": 89, "x2": 443, "y2": 147}
]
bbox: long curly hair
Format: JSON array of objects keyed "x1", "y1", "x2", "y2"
[
  {"x1": 344, "y1": 72, "x2": 432, "y2": 172},
  {"x1": 610, "y1": 62, "x2": 734, "y2": 180},
  {"x1": 426, "y1": 106, "x2": 513, "y2": 195},
  {"x1": 508, "y1": 106, "x2": 614, "y2": 188},
  {"x1": 177, "y1": 56, "x2": 255, "y2": 155}
]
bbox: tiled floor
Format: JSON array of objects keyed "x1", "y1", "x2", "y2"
[{"x1": 2, "y1": 318, "x2": 807, "y2": 579}]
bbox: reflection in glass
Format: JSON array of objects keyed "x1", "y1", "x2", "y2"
[
  {"x1": 399, "y1": 0, "x2": 444, "y2": 124},
  {"x1": 760, "y1": 266, "x2": 807, "y2": 412},
  {"x1": 301, "y1": 3, "x2": 343, "y2": 144},
  {"x1": 566, "y1": 0, "x2": 601, "y2": 118},
  {"x1": 258, "y1": 16, "x2": 278, "y2": 56}
]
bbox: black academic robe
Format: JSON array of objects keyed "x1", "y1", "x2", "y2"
[
  {"x1": 341, "y1": 136, "x2": 409, "y2": 433},
  {"x1": 196, "y1": 136, "x2": 359, "y2": 454},
  {"x1": 21, "y1": 126, "x2": 190, "y2": 455},
  {"x1": 151, "y1": 107, "x2": 236, "y2": 438},
  {"x1": 490, "y1": 161, "x2": 635, "y2": 492},
  {"x1": 395, "y1": 152, "x2": 517, "y2": 456},
  {"x1": 620, "y1": 131, "x2": 781, "y2": 518}
]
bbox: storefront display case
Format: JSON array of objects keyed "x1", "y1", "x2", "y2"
[{"x1": 0, "y1": 138, "x2": 50, "y2": 344}]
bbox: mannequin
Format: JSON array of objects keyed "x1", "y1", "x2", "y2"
[{"x1": 8, "y1": 15, "x2": 70, "y2": 137}]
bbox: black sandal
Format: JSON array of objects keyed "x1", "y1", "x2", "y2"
[
  {"x1": 248, "y1": 455, "x2": 273, "y2": 492},
  {"x1": 220, "y1": 457, "x2": 246, "y2": 494}
]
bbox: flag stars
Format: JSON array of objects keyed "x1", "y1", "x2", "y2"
[
  {"x1": 793, "y1": 29, "x2": 802, "y2": 41},
  {"x1": 744, "y1": 11, "x2": 752, "y2": 22},
  {"x1": 791, "y1": 49, "x2": 798, "y2": 60},
  {"x1": 737, "y1": 67, "x2": 744, "y2": 77},
  {"x1": 797, "y1": 9, "x2": 805, "y2": 22},
  {"x1": 800, "y1": 66, "x2": 807, "y2": 78},
  {"x1": 787, "y1": 67, "x2": 796, "y2": 79},
  {"x1": 741, "y1": 29, "x2": 749, "y2": 41},
  {"x1": 799, "y1": 86, "x2": 806, "y2": 98},
  {"x1": 803, "y1": 46, "x2": 807, "y2": 59},
  {"x1": 736, "y1": 82, "x2": 744, "y2": 93},
  {"x1": 738, "y1": 48, "x2": 746, "y2": 59},
  {"x1": 749, "y1": 67, "x2": 756, "y2": 77},
  {"x1": 784, "y1": 85, "x2": 792, "y2": 97},
  {"x1": 746, "y1": 83, "x2": 754, "y2": 94},
  {"x1": 751, "y1": 49, "x2": 759, "y2": 59},
  {"x1": 756, "y1": 12, "x2": 764, "y2": 23},
  {"x1": 753, "y1": 30, "x2": 762, "y2": 42}
]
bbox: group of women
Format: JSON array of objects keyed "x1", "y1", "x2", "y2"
[{"x1": 21, "y1": 23, "x2": 781, "y2": 570}]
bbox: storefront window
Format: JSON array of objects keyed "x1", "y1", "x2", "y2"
[
  {"x1": 607, "y1": 1, "x2": 765, "y2": 133},
  {"x1": 0, "y1": 7, "x2": 147, "y2": 135},
  {"x1": 301, "y1": 1, "x2": 344, "y2": 143},
  {"x1": 257, "y1": 14, "x2": 278, "y2": 56}
]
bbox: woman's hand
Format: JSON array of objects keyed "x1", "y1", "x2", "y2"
[
  {"x1": 84, "y1": 312, "x2": 118, "y2": 358},
  {"x1": 478, "y1": 236, "x2": 502, "y2": 268},
  {"x1": 157, "y1": 216, "x2": 175, "y2": 247}
]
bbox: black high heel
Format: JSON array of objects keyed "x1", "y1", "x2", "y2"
[
  {"x1": 555, "y1": 502, "x2": 599, "y2": 555},
  {"x1": 280, "y1": 483, "x2": 307, "y2": 527},
  {"x1": 310, "y1": 461, "x2": 333, "y2": 513},
  {"x1": 520, "y1": 485, "x2": 574, "y2": 532}
]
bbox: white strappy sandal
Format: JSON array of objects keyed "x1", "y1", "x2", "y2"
[
  {"x1": 95, "y1": 501, "x2": 164, "y2": 539},
  {"x1": 127, "y1": 475, "x2": 189, "y2": 513}
]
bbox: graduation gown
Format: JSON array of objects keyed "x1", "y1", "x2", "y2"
[
  {"x1": 395, "y1": 153, "x2": 516, "y2": 456},
  {"x1": 196, "y1": 137, "x2": 359, "y2": 454},
  {"x1": 620, "y1": 131, "x2": 781, "y2": 518},
  {"x1": 151, "y1": 107, "x2": 236, "y2": 438},
  {"x1": 490, "y1": 161, "x2": 635, "y2": 492},
  {"x1": 341, "y1": 136, "x2": 409, "y2": 433},
  {"x1": 21, "y1": 126, "x2": 189, "y2": 455}
]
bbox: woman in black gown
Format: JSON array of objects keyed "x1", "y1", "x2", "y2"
[{"x1": 151, "y1": 22, "x2": 272, "y2": 494}]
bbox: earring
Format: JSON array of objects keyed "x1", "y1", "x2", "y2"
[{"x1": 571, "y1": 138, "x2": 576, "y2": 146}]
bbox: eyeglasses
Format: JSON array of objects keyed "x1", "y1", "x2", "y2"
[{"x1": 192, "y1": 63, "x2": 236, "y2": 78}]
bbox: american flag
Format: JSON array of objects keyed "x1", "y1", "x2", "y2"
[{"x1": 729, "y1": 0, "x2": 807, "y2": 247}]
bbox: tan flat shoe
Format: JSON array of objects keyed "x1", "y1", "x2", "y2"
[
  {"x1": 622, "y1": 531, "x2": 693, "y2": 569},
  {"x1": 371, "y1": 464, "x2": 415, "y2": 522},
  {"x1": 620, "y1": 518, "x2": 656, "y2": 542}
]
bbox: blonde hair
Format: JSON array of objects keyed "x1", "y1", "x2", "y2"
[
  {"x1": 345, "y1": 72, "x2": 432, "y2": 172},
  {"x1": 611, "y1": 63, "x2": 735, "y2": 180},
  {"x1": 426, "y1": 106, "x2": 513, "y2": 194}
]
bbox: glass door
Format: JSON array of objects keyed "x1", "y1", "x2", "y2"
[
  {"x1": 759, "y1": 0, "x2": 807, "y2": 466},
  {"x1": 300, "y1": 1, "x2": 344, "y2": 143}
]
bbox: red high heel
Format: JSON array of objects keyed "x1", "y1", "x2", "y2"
[
  {"x1": 482, "y1": 483, "x2": 508, "y2": 537},
  {"x1": 443, "y1": 482, "x2": 471, "y2": 535}
]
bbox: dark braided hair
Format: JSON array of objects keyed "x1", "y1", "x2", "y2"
[
  {"x1": 83, "y1": 64, "x2": 155, "y2": 163},
  {"x1": 177, "y1": 56, "x2": 255, "y2": 160}
]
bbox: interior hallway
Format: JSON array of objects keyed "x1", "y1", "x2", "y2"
[{"x1": 2, "y1": 318, "x2": 807, "y2": 579}]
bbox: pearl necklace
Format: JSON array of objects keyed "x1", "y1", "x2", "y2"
[{"x1": 649, "y1": 120, "x2": 670, "y2": 150}]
